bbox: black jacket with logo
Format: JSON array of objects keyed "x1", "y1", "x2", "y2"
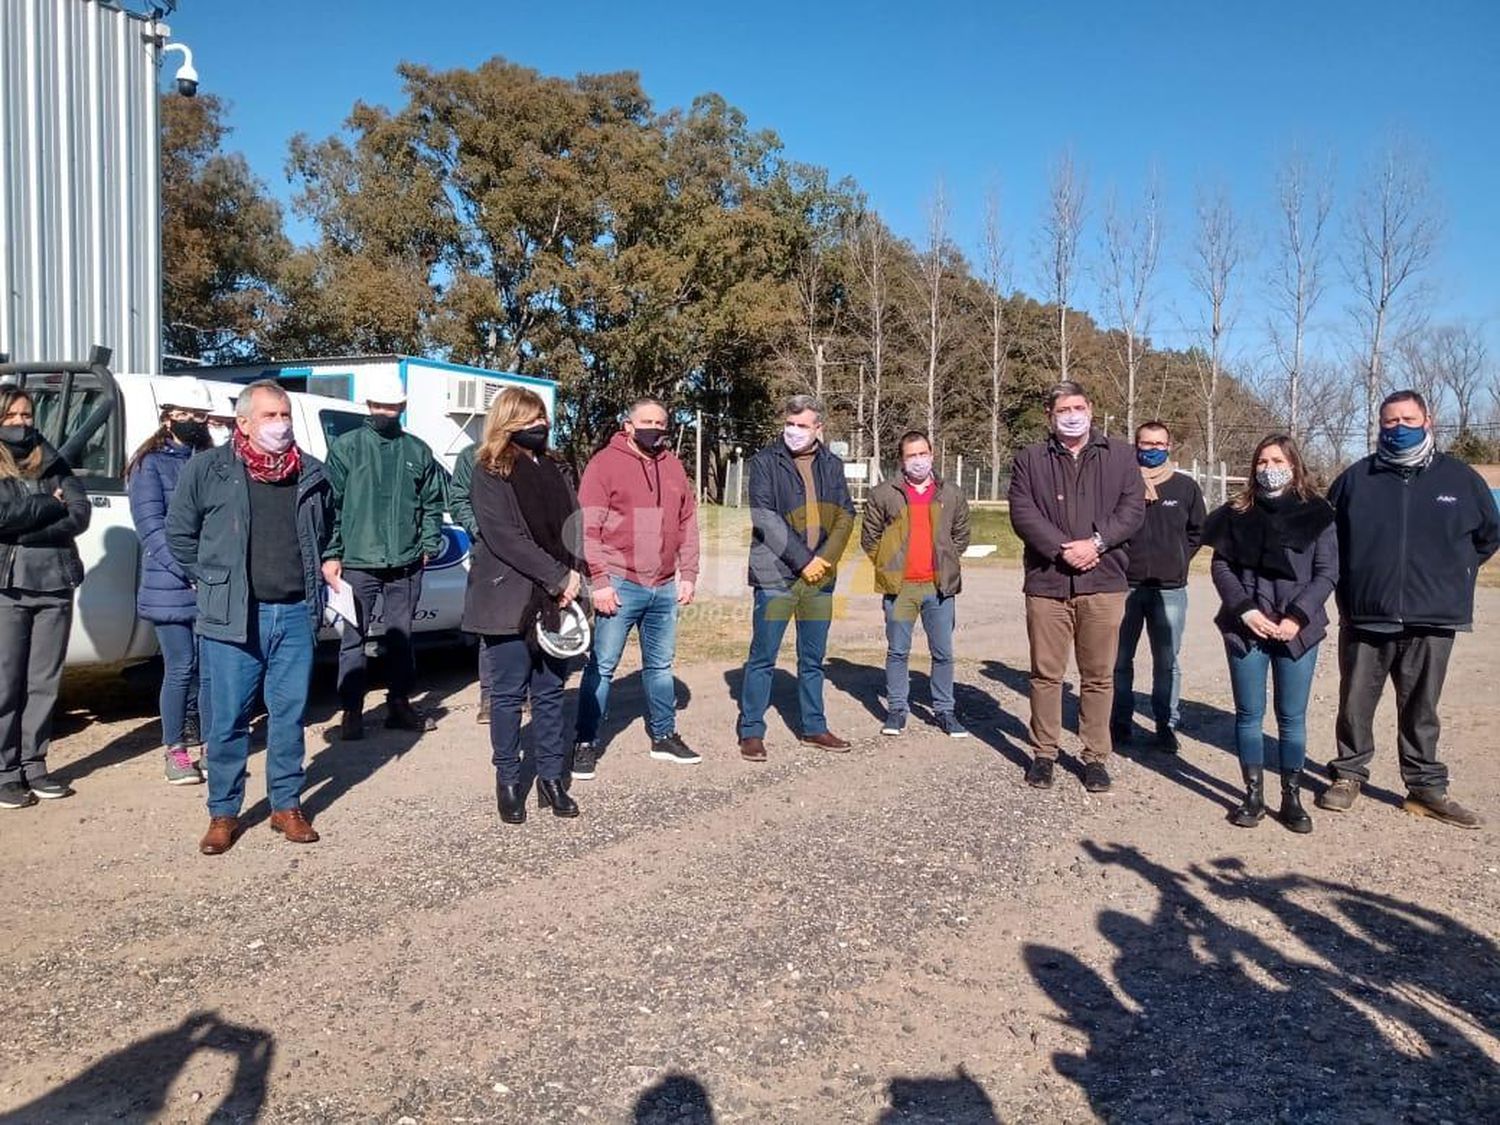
[
  {"x1": 1327, "y1": 452, "x2": 1500, "y2": 629},
  {"x1": 1125, "y1": 472, "x2": 1206, "y2": 588}
]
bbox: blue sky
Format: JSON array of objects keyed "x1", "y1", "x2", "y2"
[{"x1": 162, "y1": 0, "x2": 1500, "y2": 376}]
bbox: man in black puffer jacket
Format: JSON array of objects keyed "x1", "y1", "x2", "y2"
[
  {"x1": 1319, "y1": 390, "x2": 1500, "y2": 828},
  {"x1": 1110, "y1": 421, "x2": 1205, "y2": 752}
]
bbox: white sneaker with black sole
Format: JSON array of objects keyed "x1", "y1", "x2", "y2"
[{"x1": 650, "y1": 733, "x2": 701, "y2": 765}]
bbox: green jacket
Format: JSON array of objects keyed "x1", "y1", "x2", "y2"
[
  {"x1": 448, "y1": 444, "x2": 480, "y2": 541},
  {"x1": 860, "y1": 476, "x2": 971, "y2": 596},
  {"x1": 324, "y1": 422, "x2": 445, "y2": 568}
]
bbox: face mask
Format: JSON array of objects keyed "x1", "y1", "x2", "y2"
[
  {"x1": 0, "y1": 424, "x2": 39, "y2": 457},
  {"x1": 783, "y1": 425, "x2": 815, "y2": 453},
  {"x1": 1379, "y1": 423, "x2": 1427, "y2": 453},
  {"x1": 903, "y1": 455, "x2": 933, "y2": 482},
  {"x1": 252, "y1": 420, "x2": 294, "y2": 455},
  {"x1": 209, "y1": 425, "x2": 230, "y2": 448},
  {"x1": 511, "y1": 426, "x2": 549, "y2": 453},
  {"x1": 1137, "y1": 448, "x2": 1169, "y2": 469},
  {"x1": 368, "y1": 414, "x2": 402, "y2": 438},
  {"x1": 169, "y1": 420, "x2": 211, "y2": 448},
  {"x1": 1054, "y1": 412, "x2": 1091, "y2": 439},
  {"x1": 1256, "y1": 466, "x2": 1294, "y2": 493},
  {"x1": 631, "y1": 427, "x2": 665, "y2": 454}
]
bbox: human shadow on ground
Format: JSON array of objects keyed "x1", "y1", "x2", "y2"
[
  {"x1": 1026, "y1": 842, "x2": 1500, "y2": 1122},
  {"x1": 628, "y1": 1069, "x2": 1001, "y2": 1124},
  {"x1": 822, "y1": 657, "x2": 1031, "y2": 771},
  {"x1": 0, "y1": 1010, "x2": 273, "y2": 1123}
]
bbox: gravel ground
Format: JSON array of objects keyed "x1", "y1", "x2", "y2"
[{"x1": 1, "y1": 565, "x2": 1497, "y2": 1124}]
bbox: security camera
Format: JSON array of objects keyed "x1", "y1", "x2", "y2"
[{"x1": 161, "y1": 42, "x2": 198, "y2": 97}]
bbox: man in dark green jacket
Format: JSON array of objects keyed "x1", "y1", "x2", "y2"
[{"x1": 322, "y1": 372, "x2": 446, "y2": 738}]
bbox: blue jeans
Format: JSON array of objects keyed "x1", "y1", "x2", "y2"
[
  {"x1": 1112, "y1": 586, "x2": 1189, "y2": 729},
  {"x1": 576, "y1": 578, "x2": 679, "y2": 743},
  {"x1": 1225, "y1": 641, "x2": 1320, "y2": 771},
  {"x1": 736, "y1": 583, "x2": 833, "y2": 740},
  {"x1": 201, "y1": 601, "x2": 316, "y2": 817},
  {"x1": 883, "y1": 582, "x2": 956, "y2": 716},
  {"x1": 482, "y1": 634, "x2": 570, "y2": 784},
  {"x1": 155, "y1": 621, "x2": 203, "y2": 748}
]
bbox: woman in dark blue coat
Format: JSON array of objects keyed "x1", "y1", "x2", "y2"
[
  {"x1": 127, "y1": 380, "x2": 215, "y2": 785},
  {"x1": 1205, "y1": 434, "x2": 1337, "y2": 834}
]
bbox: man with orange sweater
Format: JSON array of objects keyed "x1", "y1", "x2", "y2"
[
  {"x1": 860, "y1": 430, "x2": 972, "y2": 737},
  {"x1": 572, "y1": 398, "x2": 701, "y2": 779}
]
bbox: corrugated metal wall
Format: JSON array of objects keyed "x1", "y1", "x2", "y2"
[{"x1": 0, "y1": 0, "x2": 161, "y2": 374}]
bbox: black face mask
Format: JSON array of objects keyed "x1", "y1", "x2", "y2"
[
  {"x1": 631, "y1": 427, "x2": 666, "y2": 454},
  {"x1": 367, "y1": 414, "x2": 402, "y2": 438},
  {"x1": 0, "y1": 424, "x2": 39, "y2": 458},
  {"x1": 169, "y1": 420, "x2": 211, "y2": 448},
  {"x1": 511, "y1": 426, "x2": 549, "y2": 453}
]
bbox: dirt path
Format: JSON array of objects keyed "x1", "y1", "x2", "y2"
[{"x1": 2, "y1": 569, "x2": 1497, "y2": 1123}]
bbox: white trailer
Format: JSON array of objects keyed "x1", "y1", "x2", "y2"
[{"x1": 190, "y1": 355, "x2": 557, "y2": 472}]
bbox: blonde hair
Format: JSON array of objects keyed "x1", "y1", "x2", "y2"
[
  {"x1": 0, "y1": 388, "x2": 43, "y2": 478},
  {"x1": 477, "y1": 386, "x2": 550, "y2": 479}
]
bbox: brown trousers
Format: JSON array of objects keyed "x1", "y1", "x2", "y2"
[{"x1": 1025, "y1": 592, "x2": 1127, "y2": 763}]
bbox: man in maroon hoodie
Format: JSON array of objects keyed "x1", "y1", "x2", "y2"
[{"x1": 572, "y1": 399, "x2": 702, "y2": 779}]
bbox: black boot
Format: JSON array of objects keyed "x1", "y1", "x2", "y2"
[
  {"x1": 1230, "y1": 765, "x2": 1266, "y2": 827},
  {"x1": 1279, "y1": 771, "x2": 1313, "y2": 834},
  {"x1": 496, "y1": 777, "x2": 528, "y2": 824},
  {"x1": 536, "y1": 778, "x2": 580, "y2": 818}
]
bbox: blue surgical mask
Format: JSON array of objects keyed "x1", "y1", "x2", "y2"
[
  {"x1": 1136, "y1": 448, "x2": 1169, "y2": 469},
  {"x1": 1379, "y1": 424, "x2": 1427, "y2": 453}
]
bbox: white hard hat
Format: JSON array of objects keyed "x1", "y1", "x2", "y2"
[
  {"x1": 535, "y1": 601, "x2": 592, "y2": 660},
  {"x1": 159, "y1": 377, "x2": 213, "y2": 412},
  {"x1": 364, "y1": 370, "x2": 407, "y2": 405}
]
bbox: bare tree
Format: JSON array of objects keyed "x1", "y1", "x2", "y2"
[
  {"x1": 1398, "y1": 323, "x2": 1488, "y2": 434},
  {"x1": 1039, "y1": 151, "x2": 1086, "y2": 379},
  {"x1": 1188, "y1": 186, "x2": 1244, "y2": 503},
  {"x1": 848, "y1": 211, "x2": 893, "y2": 471},
  {"x1": 981, "y1": 188, "x2": 1011, "y2": 500},
  {"x1": 914, "y1": 182, "x2": 953, "y2": 440},
  {"x1": 1346, "y1": 142, "x2": 1440, "y2": 449},
  {"x1": 1268, "y1": 149, "x2": 1333, "y2": 440},
  {"x1": 1099, "y1": 172, "x2": 1162, "y2": 438}
]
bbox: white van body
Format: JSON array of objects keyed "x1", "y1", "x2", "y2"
[{"x1": 4, "y1": 356, "x2": 553, "y2": 667}]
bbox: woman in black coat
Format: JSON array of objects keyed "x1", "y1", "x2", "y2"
[
  {"x1": 462, "y1": 386, "x2": 584, "y2": 824},
  {"x1": 1204, "y1": 434, "x2": 1337, "y2": 834},
  {"x1": 0, "y1": 388, "x2": 91, "y2": 809}
]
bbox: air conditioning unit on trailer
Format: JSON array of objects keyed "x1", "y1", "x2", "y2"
[{"x1": 446, "y1": 375, "x2": 504, "y2": 416}]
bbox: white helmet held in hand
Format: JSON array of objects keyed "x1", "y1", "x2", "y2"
[{"x1": 536, "y1": 601, "x2": 592, "y2": 660}]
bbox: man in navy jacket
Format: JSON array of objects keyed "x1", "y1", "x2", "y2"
[
  {"x1": 735, "y1": 395, "x2": 856, "y2": 762},
  {"x1": 1319, "y1": 390, "x2": 1500, "y2": 828}
]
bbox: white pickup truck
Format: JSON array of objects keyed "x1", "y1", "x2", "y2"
[{"x1": 0, "y1": 350, "x2": 501, "y2": 668}]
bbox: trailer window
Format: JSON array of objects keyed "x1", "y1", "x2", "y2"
[{"x1": 318, "y1": 409, "x2": 367, "y2": 445}]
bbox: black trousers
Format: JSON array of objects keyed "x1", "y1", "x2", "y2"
[
  {"x1": 0, "y1": 589, "x2": 72, "y2": 785},
  {"x1": 1331, "y1": 625, "x2": 1455, "y2": 795},
  {"x1": 337, "y1": 563, "x2": 424, "y2": 710}
]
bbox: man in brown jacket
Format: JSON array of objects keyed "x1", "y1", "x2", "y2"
[
  {"x1": 861, "y1": 430, "x2": 971, "y2": 737},
  {"x1": 1008, "y1": 381, "x2": 1145, "y2": 793}
]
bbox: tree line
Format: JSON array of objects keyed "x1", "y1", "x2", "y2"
[{"x1": 161, "y1": 58, "x2": 1496, "y2": 499}]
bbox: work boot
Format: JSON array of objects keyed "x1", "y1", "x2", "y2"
[
  {"x1": 1025, "y1": 757, "x2": 1055, "y2": 789},
  {"x1": 1230, "y1": 765, "x2": 1266, "y2": 827},
  {"x1": 1403, "y1": 791, "x2": 1483, "y2": 829},
  {"x1": 1315, "y1": 777, "x2": 1361, "y2": 812},
  {"x1": 739, "y1": 737, "x2": 767, "y2": 763},
  {"x1": 269, "y1": 808, "x2": 320, "y2": 843},
  {"x1": 1279, "y1": 771, "x2": 1313, "y2": 834},
  {"x1": 340, "y1": 709, "x2": 365, "y2": 741},
  {"x1": 199, "y1": 816, "x2": 240, "y2": 855}
]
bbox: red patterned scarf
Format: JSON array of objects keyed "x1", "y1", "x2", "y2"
[{"x1": 232, "y1": 427, "x2": 302, "y2": 483}]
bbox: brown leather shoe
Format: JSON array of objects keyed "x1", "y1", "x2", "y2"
[
  {"x1": 199, "y1": 816, "x2": 240, "y2": 856},
  {"x1": 800, "y1": 731, "x2": 852, "y2": 752},
  {"x1": 269, "y1": 808, "x2": 320, "y2": 844},
  {"x1": 739, "y1": 737, "x2": 767, "y2": 762}
]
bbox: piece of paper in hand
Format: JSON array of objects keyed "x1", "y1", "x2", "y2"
[{"x1": 325, "y1": 582, "x2": 359, "y2": 626}]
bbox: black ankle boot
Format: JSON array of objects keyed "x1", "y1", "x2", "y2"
[
  {"x1": 536, "y1": 778, "x2": 580, "y2": 818},
  {"x1": 1230, "y1": 765, "x2": 1266, "y2": 827},
  {"x1": 496, "y1": 777, "x2": 528, "y2": 824},
  {"x1": 1279, "y1": 771, "x2": 1313, "y2": 834}
]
